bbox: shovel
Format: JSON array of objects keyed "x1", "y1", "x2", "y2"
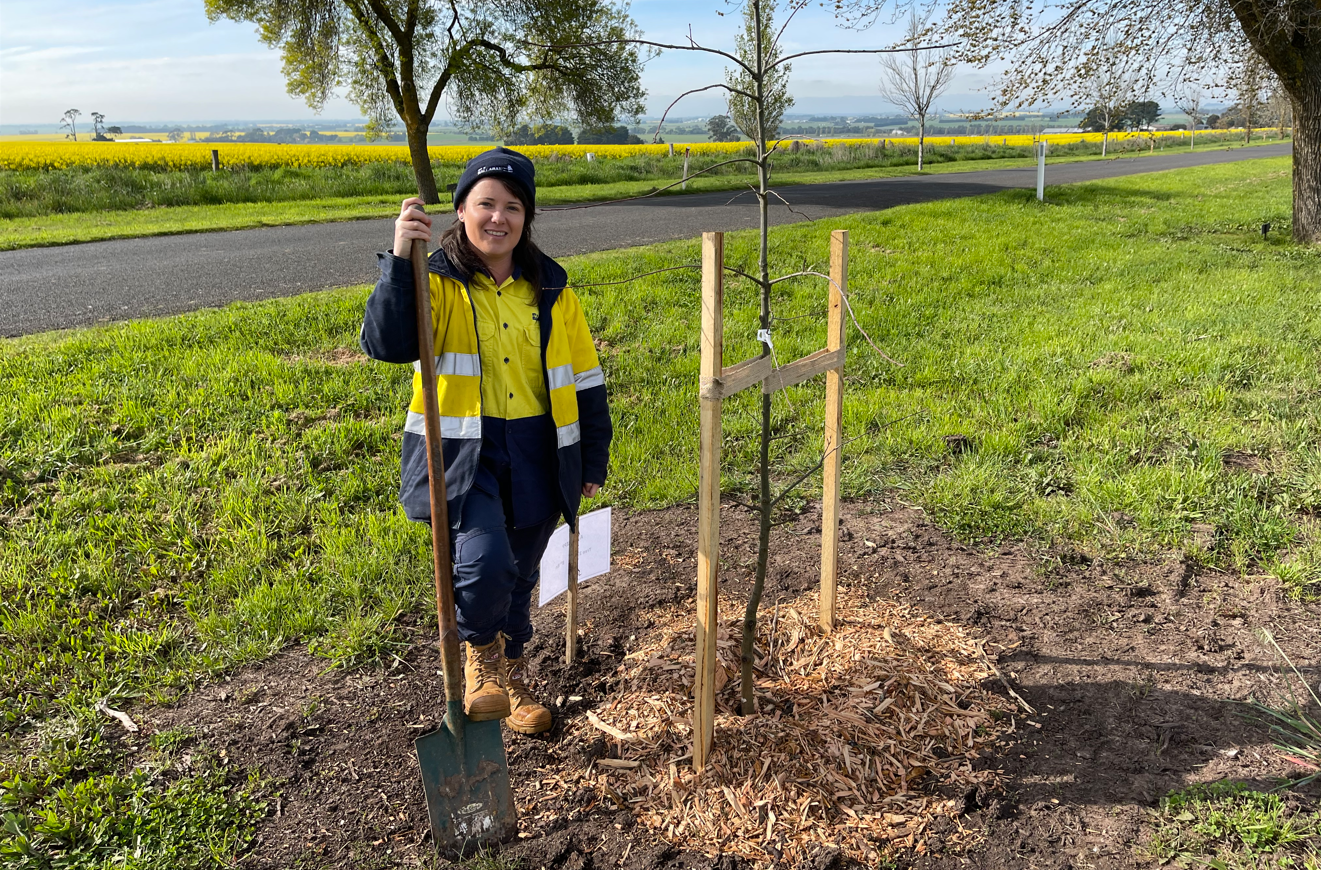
[{"x1": 408, "y1": 236, "x2": 518, "y2": 856}]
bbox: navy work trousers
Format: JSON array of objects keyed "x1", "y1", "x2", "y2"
[{"x1": 450, "y1": 465, "x2": 558, "y2": 661}]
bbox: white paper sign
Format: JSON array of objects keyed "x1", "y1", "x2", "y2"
[
  {"x1": 537, "y1": 523, "x2": 571, "y2": 607},
  {"x1": 578, "y1": 507, "x2": 611, "y2": 582},
  {"x1": 537, "y1": 507, "x2": 612, "y2": 606}
]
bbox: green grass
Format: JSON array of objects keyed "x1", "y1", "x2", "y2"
[
  {"x1": 0, "y1": 133, "x2": 1279, "y2": 250},
  {"x1": 3, "y1": 154, "x2": 1320, "y2": 866},
  {"x1": 1148, "y1": 781, "x2": 1321, "y2": 868}
]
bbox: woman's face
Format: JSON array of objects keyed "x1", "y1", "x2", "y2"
[{"x1": 457, "y1": 177, "x2": 526, "y2": 265}]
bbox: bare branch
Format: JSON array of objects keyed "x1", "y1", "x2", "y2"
[
  {"x1": 771, "y1": 42, "x2": 958, "y2": 69},
  {"x1": 650, "y1": 83, "x2": 758, "y2": 143},
  {"x1": 527, "y1": 36, "x2": 754, "y2": 75},
  {"x1": 767, "y1": 270, "x2": 903, "y2": 366},
  {"x1": 767, "y1": 187, "x2": 814, "y2": 221},
  {"x1": 566, "y1": 265, "x2": 699, "y2": 289},
  {"x1": 538, "y1": 156, "x2": 759, "y2": 212}
]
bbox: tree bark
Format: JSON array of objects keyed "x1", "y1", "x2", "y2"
[
  {"x1": 1292, "y1": 91, "x2": 1321, "y2": 243},
  {"x1": 917, "y1": 114, "x2": 925, "y2": 171},
  {"x1": 405, "y1": 116, "x2": 441, "y2": 204}
]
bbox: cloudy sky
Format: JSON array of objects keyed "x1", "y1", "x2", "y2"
[{"x1": 0, "y1": 0, "x2": 999, "y2": 125}]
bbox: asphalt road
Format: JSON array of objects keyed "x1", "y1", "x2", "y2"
[{"x1": 0, "y1": 143, "x2": 1291, "y2": 337}]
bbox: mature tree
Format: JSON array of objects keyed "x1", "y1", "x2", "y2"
[
  {"x1": 577, "y1": 124, "x2": 642, "y2": 144},
  {"x1": 205, "y1": 0, "x2": 646, "y2": 203},
  {"x1": 727, "y1": 0, "x2": 792, "y2": 141},
  {"x1": 106, "y1": 126, "x2": 123, "y2": 136},
  {"x1": 504, "y1": 123, "x2": 575, "y2": 145},
  {"x1": 877, "y1": 12, "x2": 954, "y2": 170},
  {"x1": 1173, "y1": 85, "x2": 1204, "y2": 150},
  {"x1": 1126, "y1": 99, "x2": 1161, "y2": 129},
  {"x1": 60, "y1": 109, "x2": 81, "y2": 141},
  {"x1": 706, "y1": 114, "x2": 741, "y2": 142},
  {"x1": 90, "y1": 112, "x2": 108, "y2": 140},
  {"x1": 833, "y1": 0, "x2": 1321, "y2": 240}
]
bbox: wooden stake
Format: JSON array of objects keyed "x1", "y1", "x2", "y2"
[
  {"x1": 820, "y1": 230, "x2": 847, "y2": 633},
  {"x1": 565, "y1": 523, "x2": 579, "y2": 664},
  {"x1": 694, "y1": 231, "x2": 724, "y2": 772}
]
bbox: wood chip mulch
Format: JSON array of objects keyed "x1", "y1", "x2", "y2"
[{"x1": 518, "y1": 584, "x2": 1016, "y2": 866}]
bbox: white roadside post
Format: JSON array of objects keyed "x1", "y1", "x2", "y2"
[{"x1": 1036, "y1": 140, "x2": 1047, "y2": 202}]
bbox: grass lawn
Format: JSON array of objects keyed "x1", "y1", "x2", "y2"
[
  {"x1": 2, "y1": 155, "x2": 1317, "y2": 866},
  {"x1": 0, "y1": 137, "x2": 1284, "y2": 251}
]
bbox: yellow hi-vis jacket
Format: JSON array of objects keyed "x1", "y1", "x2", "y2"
[{"x1": 360, "y1": 248, "x2": 611, "y2": 528}]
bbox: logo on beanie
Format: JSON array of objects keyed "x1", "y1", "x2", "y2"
[{"x1": 477, "y1": 164, "x2": 515, "y2": 175}]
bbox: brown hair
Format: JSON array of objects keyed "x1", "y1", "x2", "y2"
[{"x1": 440, "y1": 177, "x2": 544, "y2": 301}]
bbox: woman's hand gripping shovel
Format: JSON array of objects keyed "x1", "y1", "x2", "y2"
[{"x1": 408, "y1": 235, "x2": 517, "y2": 856}]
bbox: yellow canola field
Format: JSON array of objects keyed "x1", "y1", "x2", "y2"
[{"x1": 0, "y1": 129, "x2": 1240, "y2": 172}]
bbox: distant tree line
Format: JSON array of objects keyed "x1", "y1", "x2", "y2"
[{"x1": 502, "y1": 124, "x2": 644, "y2": 146}]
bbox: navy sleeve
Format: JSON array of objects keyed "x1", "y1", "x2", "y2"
[
  {"x1": 577, "y1": 384, "x2": 612, "y2": 485},
  {"x1": 360, "y1": 252, "x2": 421, "y2": 364}
]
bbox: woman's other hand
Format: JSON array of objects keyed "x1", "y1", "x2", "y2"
[
  {"x1": 392, "y1": 197, "x2": 433, "y2": 258},
  {"x1": 582, "y1": 483, "x2": 601, "y2": 498}
]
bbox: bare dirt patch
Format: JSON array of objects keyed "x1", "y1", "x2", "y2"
[{"x1": 139, "y1": 500, "x2": 1321, "y2": 869}]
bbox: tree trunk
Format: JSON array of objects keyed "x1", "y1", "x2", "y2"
[
  {"x1": 405, "y1": 116, "x2": 441, "y2": 204},
  {"x1": 1101, "y1": 131, "x2": 1108, "y2": 157},
  {"x1": 917, "y1": 114, "x2": 925, "y2": 171},
  {"x1": 1293, "y1": 92, "x2": 1321, "y2": 242}
]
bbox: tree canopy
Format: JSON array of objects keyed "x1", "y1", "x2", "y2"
[
  {"x1": 206, "y1": 0, "x2": 647, "y2": 201},
  {"x1": 726, "y1": 0, "x2": 792, "y2": 141}
]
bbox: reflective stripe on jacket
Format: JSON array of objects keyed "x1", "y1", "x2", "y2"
[{"x1": 359, "y1": 248, "x2": 612, "y2": 529}]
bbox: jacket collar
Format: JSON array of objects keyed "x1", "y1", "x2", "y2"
[{"x1": 426, "y1": 246, "x2": 567, "y2": 309}]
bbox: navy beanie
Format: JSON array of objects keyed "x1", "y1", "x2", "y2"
[{"x1": 452, "y1": 146, "x2": 536, "y2": 211}]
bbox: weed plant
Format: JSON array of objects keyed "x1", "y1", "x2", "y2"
[
  {"x1": 1149, "y1": 780, "x2": 1321, "y2": 868},
  {"x1": 1, "y1": 155, "x2": 1316, "y2": 865}
]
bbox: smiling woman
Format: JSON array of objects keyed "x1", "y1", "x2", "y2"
[{"x1": 360, "y1": 147, "x2": 612, "y2": 736}]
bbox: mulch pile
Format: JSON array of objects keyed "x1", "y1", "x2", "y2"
[{"x1": 517, "y1": 584, "x2": 1016, "y2": 866}]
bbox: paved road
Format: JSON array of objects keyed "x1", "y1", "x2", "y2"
[{"x1": 0, "y1": 143, "x2": 1291, "y2": 336}]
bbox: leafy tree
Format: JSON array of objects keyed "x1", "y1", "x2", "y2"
[
  {"x1": 706, "y1": 114, "x2": 741, "y2": 142},
  {"x1": 106, "y1": 126, "x2": 123, "y2": 136},
  {"x1": 204, "y1": 0, "x2": 647, "y2": 203},
  {"x1": 877, "y1": 11, "x2": 954, "y2": 170},
  {"x1": 504, "y1": 123, "x2": 575, "y2": 145},
  {"x1": 1126, "y1": 99, "x2": 1161, "y2": 129},
  {"x1": 60, "y1": 109, "x2": 80, "y2": 141},
  {"x1": 577, "y1": 124, "x2": 641, "y2": 144},
  {"x1": 833, "y1": 0, "x2": 1321, "y2": 240},
  {"x1": 90, "y1": 112, "x2": 108, "y2": 140},
  {"x1": 726, "y1": 0, "x2": 792, "y2": 141}
]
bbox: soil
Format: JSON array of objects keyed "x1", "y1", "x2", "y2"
[{"x1": 140, "y1": 500, "x2": 1321, "y2": 869}]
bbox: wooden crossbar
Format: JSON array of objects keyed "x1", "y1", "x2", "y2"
[
  {"x1": 761, "y1": 347, "x2": 846, "y2": 394},
  {"x1": 699, "y1": 354, "x2": 772, "y2": 400}
]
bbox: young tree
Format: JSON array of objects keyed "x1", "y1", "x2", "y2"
[
  {"x1": 1269, "y1": 86, "x2": 1293, "y2": 139},
  {"x1": 877, "y1": 11, "x2": 954, "y2": 170},
  {"x1": 204, "y1": 0, "x2": 646, "y2": 203},
  {"x1": 707, "y1": 114, "x2": 741, "y2": 142},
  {"x1": 1173, "y1": 85, "x2": 1204, "y2": 150},
  {"x1": 60, "y1": 109, "x2": 81, "y2": 141},
  {"x1": 1077, "y1": 46, "x2": 1138, "y2": 156},
  {"x1": 727, "y1": 0, "x2": 793, "y2": 141},
  {"x1": 1231, "y1": 49, "x2": 1272, "y2": 144}
]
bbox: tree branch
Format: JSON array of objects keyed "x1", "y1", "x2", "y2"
[
  {"x1": 651, "y1": 83, "x2": 757, "y2": 142},
  {"x1": 767, "y1": 270, "x2": 903, "y2": 366},
  {"x1": 527, "y1": 37, "x2": 754, "y2": 75},
  {"x1": 538, "y1": 156, "x2": 760, "y2": 211}
]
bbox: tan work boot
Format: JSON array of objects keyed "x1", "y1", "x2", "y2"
[
  {"x1": 464, "y1": 638, "x2": 510, "y2": 721},
  {"x1": 503, "y1": 656, "x2": 553, "y2": 735}
]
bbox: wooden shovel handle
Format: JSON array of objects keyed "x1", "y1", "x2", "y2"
[{"x1": 412, "y1": 238, "x2": 463, "y2": 705}]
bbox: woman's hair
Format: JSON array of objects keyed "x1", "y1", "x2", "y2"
[{"x1": 439, "y1": 177, "x2": 544, "y2": 300}]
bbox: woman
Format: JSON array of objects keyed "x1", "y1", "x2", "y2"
[{"x1": 360, "y1": 147, "x2": 611, "y2": 735}]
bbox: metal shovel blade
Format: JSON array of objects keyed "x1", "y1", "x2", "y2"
[{"x1": 415, "y1": 700, "x2": 517, "y2": 857}]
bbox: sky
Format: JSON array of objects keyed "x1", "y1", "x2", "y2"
[{"x1": 0, "y1": 0, "x2": 1002, "y2": 126}]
